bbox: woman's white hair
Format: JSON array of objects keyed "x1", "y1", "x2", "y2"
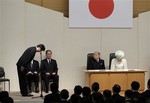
[{"x1": 115, "y1": 50, "x2": 124, "y2": 58}]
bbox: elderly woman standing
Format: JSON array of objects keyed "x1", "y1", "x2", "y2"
[{"x1": 111, "y1": 50, "x2": 128, "y2": 70}]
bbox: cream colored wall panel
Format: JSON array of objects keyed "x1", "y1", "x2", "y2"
[
  {"x1": 101, "y1": 18, "x2": 138, "y2": 69},
  {"x1": 1, "y1": 0, "x2": 25, "y2": 91}
]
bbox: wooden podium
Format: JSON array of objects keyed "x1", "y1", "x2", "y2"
[{"x1": 84, "y1": 69, "x2": 146, "y2": 92}]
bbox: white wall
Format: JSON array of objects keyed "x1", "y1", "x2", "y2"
[
  {"x1": 0, "y1": 0, "x2": 2, "y2": 66},
  {"x1": 1, "y1": 0, "x2": 25, "y2": 91},
  {"x1": 0, "y1": 1, "x2": 150, "y2": 91}
]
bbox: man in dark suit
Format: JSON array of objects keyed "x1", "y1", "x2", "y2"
[
  {"x1": 44, "y1": 83, "x2": 61, "y2": 103},
  {"x1": 16, "y1": 44, "x2": 45, "y2": 96},
  {"x1": 26, "y1": 60, "x2": 39, "y2": 93},
  {"x1": 41, "y1": 50, "x2": 59, "y2": 93},
  {"x1": 87, "y1": 52, "x2": 105, "y2": 69},
  {"x1": 141, "y1": 79, "x2": 150, "y2": 103},
  {"x1": 111, "y1": 84, "x2": 125, "y2": 103}
]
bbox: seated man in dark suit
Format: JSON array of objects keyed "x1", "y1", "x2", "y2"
[
  {"x1": 44, "y1": 82, "x2": 61, "y2": 103},
  {"x1": 41, "y1": 50, "x2": 59, "y2": 93},
  {"x1": 26, "y1": 59, "x2": 39, "y2": 93},
  {"x1": 87, "y1": 52, "x2": 105, "y2": 69},
  {"x1": 111, "y1": 84, "x2": 125, "y2": 103},
  {"x1": 131, "y1": 81, "x2": 142, "y2": 103},
  {"x1": 141, "y1": 79, "x2": 150, "y2": 103}
]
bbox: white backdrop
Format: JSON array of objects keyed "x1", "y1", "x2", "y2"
[{"x1": 0, "y1": 0, "x2": 150, "y2": 91}]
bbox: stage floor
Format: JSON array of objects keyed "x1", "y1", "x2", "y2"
[
  {"x1": 10, "y1": 92, "x2": 48, "y2": 103},
  {"x1": 10, "y1": 90, "x2": 74, "y2": 103}
]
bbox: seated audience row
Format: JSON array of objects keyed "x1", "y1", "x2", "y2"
[{"x1": 44, "y1": 79, "x2": 150, "y2": 103}]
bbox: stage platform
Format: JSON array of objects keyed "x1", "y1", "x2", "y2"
[
  {"x1": 10, "y1": 90, "x2": 74, "y2": 103},
  {"x1": 10, "y1": 92, "x2": 47, "y2": 103}
]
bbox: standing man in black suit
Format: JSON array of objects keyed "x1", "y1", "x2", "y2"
[
  {"x1": 87, "y1": 51, "x2": 105, "y2": 70},
  {"x1": 41, "y1": 50, "x2": 59, "y2": 93},
  {"x1": 16, "y1": 44, "x2": 45, "y2": 96},
  {"x1": 26, "y1": 59, "x2": 39, "y2": 93}
]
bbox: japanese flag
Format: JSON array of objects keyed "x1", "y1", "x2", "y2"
[{"x1": 69, "y1": 0, "x2": 133, "y2": 28}]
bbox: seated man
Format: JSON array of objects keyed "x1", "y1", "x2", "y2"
[
  {"x1": 44, "y1": 82, "x2": 61, "y2": 103},
  {"x1": 87, "y1": 52, "x2": 105, "y2": 70},
  {"x1": 111, "y1": 84, "x2": 125, "y2": 103},
  {"x1": 141, "y1": 79, "x2": 150, "y2": 103},
  {"x1": 41, "y1": 50, "x2": 59, "y2": 93},
  {"x1": 131, "y1": 81, "x2": 142, "y2": 103},
  {"x1": 26, "y1": 59, "x2": 39, "y2": 93}
]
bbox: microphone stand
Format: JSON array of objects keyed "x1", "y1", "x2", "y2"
[{"x1": 32, "y1": 52, "x2": 44, "y2": 99}]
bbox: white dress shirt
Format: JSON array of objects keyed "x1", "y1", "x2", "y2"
[{"x1": 111, "y1": 58, "x2": 127, "y2": 70}]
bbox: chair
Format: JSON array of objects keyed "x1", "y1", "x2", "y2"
[
  {"x1": 109, "y1": 53, "x2": 116, "y2": 69},
  {"x1": 0, "y1": 67, "x2": 10, "y2": 93},
  {"x1": 87, "y1": 53, "x2": 94, "y2": 69}
]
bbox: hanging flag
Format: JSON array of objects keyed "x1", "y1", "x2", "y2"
[{"x1": 69, "y1": 0, "x2": 133, "y2": 28}]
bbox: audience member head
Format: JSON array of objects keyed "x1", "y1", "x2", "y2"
[
  {"x1": 125, "y1": 90, "x2": 132, "y2": 99},
  {"x1": 70, "y1": 94, "x2": 81, "y2": 103},
  {"x1": 0, "y1": 91, "x2": 9, "y2": 102},
  {"x1": 74, "y1": 85, "x2": 82, "y2": 95},
  {"x1": 93, "y1": 52, "x2": 100, "y2": 60},
  {"x1": 103, "y1": 89, "x2": 111, "y2": 98},
  {"x1": 92, "y1": 82, "x2": 99, "y2": 92},
  {"x1": 112, "y1": 84, "x2": 121, "y2": 94},
  {"x1": 50, "y1": 83, "x2": 58, "y2": 93},
  {"x1": 36, "y1": 44, "x2": 45, "y2": 52},
  {"x1": 46, "y1": 50, "x2": 52, "y2": 59},
  {"x1": 60, "y1": 89, "x2": 69, "y2": 100},
  {"x1": 115, "y1": 50, "x2": 124, "y2": 62},
  {"x1": 131, "y1": 81, "x2": 140, "y2": 91},
  {"x1": 147, "y1": 79, "x2": 150, "y2": 89},
  {"x1": 82, "y1": 87, "x2": 91, "y2": 97}
]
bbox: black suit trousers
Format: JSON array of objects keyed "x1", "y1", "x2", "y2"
[
  {"x1": 17, "y1": 65, "x2": 28, "y2": 95},
  {"x1": 44, "y1": 74, "x2": 59, "y2": 92}
]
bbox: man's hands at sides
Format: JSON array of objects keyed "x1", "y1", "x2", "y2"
[{"x1": 45, "y1": 72, "x2": 56, "y2": 76}]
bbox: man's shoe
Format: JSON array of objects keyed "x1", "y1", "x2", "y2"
[
  {"x1": 45, "y1": 91, "x2": 48, "y2": 93},
  {"x1": 22, "y1": 94, "x2": 33, "y2": 97}
]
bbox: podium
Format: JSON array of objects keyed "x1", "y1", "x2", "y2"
[{"x1": 84, "y1": 69, "x2": 146, "y2": 92}]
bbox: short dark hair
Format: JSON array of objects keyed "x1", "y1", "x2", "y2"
[
  {"x1": 103, "y1": 89, "x2": 111, "y2": 98},
  {"x1": 46, "y1": 50, "x2": 52, "y2": 54},
  {"x1": 131, "y1": 81, "x2": 140, "y2": 90},
  {"x1": 74, "y1": 85, "x2": 82, "y2": 95},
  {"x1": 60, "y1": 89, "x2": 69, "y2": 99},
  {"x1": 37, "y1": 44, "x2": 45, "y2": 51},
  {"x1": 148, "y1": 79, "x2": 150, "y2": 88},
  {"x1": 92, "y1": 82, "x2": 99, "y2": 92},
  {"x1": 50, "y1": 83, "x2": 58, "y2": 93},
  {"x1": 112, "y1": 84, "x2": 121, "y2": 94},
  {"x1": 82, "y1": 87, "x2": 91, "y2": 97}
]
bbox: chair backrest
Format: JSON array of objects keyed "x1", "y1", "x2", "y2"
[
  {"x1": 87, "y1": 53, "x2": 94, "y2": 69},
  {"x1": 0, "y1": 67, "x2": 5, "y2": 78},
  {"x1": 109, "y1": 53, "x2": 116, "y2": 69}
]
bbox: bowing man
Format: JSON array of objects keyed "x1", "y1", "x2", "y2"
[{"x1": 16, "y1": 44, "x2": 45, "y2": 96}]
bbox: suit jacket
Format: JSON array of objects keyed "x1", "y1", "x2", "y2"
[
  {"x1": 44, "y1": 93, "x2": 61, "y2": 103},
  {"x1": 111, "y1": 94, "x2": 125, "y2": 103},
  {"x1": 16, "y1": 47, "x2": 36, "y2": 67},
  {"x1": 25, "y1": 60, "x2": 39, "y2": 73},
  {"x1": 41, "y1": 58, "x2": 58, "y2": 75},
  {"x1": 141, "y1": 90, "x2": 150, "y2": 103},
  {"x1": 87, "y1": 58, "x2": 105, "y2": 70}
]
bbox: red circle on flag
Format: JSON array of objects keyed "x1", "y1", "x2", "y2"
[{"x1": 89, "y1": 0, "x2": 114, "y2": 19}]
